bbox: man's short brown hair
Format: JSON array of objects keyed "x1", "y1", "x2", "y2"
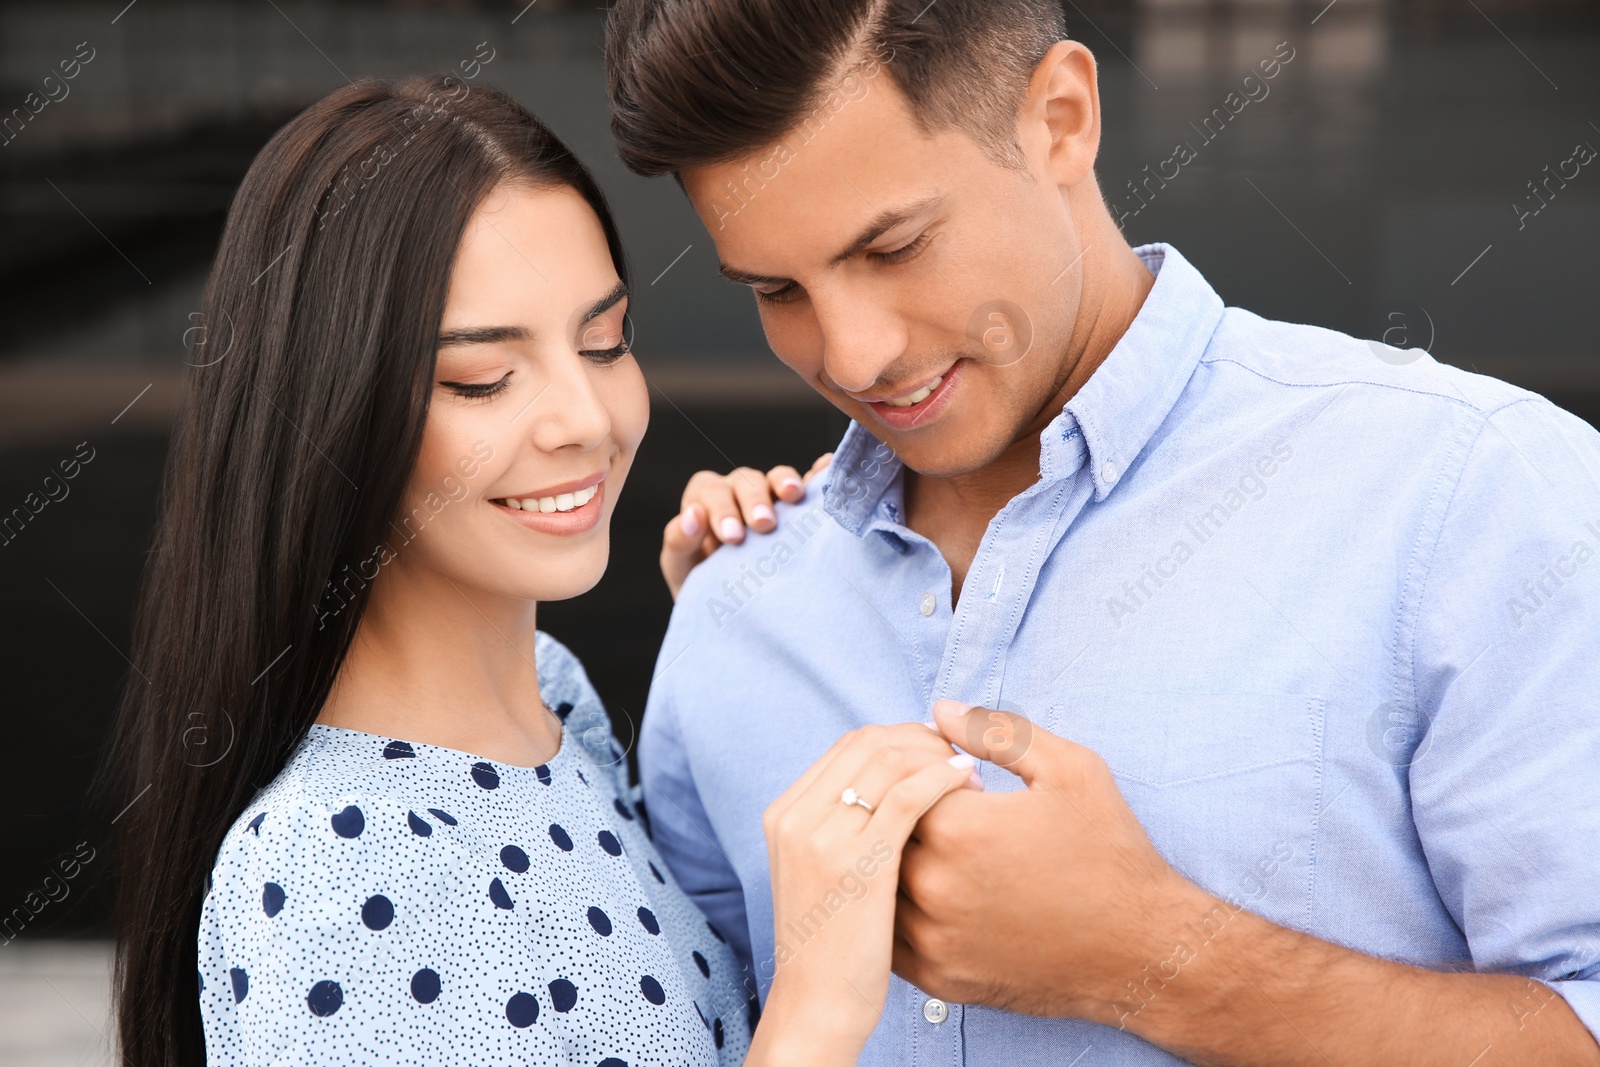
[{"x1": 605, "y1": 0, "x2": 1068, "y2": 176}]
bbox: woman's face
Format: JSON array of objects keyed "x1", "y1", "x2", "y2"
[{"x1": 392, "y1": 182, "x2": 648, "y2": 604}]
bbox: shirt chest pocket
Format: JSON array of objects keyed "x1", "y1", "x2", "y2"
[{"x1": 1048, "y1": 691, "x2": 1326, "y2": 931}]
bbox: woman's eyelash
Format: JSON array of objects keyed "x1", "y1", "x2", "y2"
[
  {"x1": 579, "y1": 341, "x2": 632, "y2": 365},
  {"x1": 441, "y1": 372, "x2": 511, "y2": 399}
]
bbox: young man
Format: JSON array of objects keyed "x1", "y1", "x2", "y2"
[{"x1": 607, "y1": 1, "x2": 1600, "y2": 1063}]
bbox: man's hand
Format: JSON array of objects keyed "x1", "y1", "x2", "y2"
[
  {"x1": 894, "y1": 699, "x2": 1195, "y2": 1021},
  {"x1": 896, "y1": 701, "x2": 1600, "y2": 1066}
]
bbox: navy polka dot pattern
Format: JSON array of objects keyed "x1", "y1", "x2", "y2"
[{"x1": 198, "y1": 631, "x2": 751, "y2": 1066}]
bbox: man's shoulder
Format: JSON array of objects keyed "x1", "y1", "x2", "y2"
[
  {"x1": 1204, "y1": 305, "x2": 1544, "y2": 420},
  {"x1": 667, "y1": 495, "x2": 844, "y2": 642}
]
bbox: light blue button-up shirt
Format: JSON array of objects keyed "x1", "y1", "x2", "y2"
[{"x1": 640, "y1": 243, "x2": 1600, "y2": 1064}]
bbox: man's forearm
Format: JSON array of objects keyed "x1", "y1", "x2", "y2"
[{"x1": 1114, "y1": 883, "x2": 1600, "y2": 1066}]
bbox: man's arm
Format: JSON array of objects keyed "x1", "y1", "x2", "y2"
[{"x1": 1117, "y1": 881, "x2": 1598, "y2": 1065}]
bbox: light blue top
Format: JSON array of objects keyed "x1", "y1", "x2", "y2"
[
  {"x1": 200, "y1": 631, "x2": 753, "y2": 1067},
  {"x1": 642, "y1": 243, "x2": 1600, "y2": 1065}
]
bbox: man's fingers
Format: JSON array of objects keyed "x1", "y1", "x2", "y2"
[{"x1": 933, "y1": 699, "x2": 1076, "y2": 788}]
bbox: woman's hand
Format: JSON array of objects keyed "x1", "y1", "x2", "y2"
[
  {"x1": 746, "y1": 723, "x2": 982, "y2": 1067},
  {"x1": 660, "y1": 453, "x2": 833, "y2": 600}
]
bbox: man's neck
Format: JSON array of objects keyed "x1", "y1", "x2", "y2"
[{"x1": 906, "y1": 240, "x2": 1156, "y2": 600}]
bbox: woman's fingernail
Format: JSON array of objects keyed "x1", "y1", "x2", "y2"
[
  {"x1": 679, "y1": 509, "x2": 703, "y2": 538},
  {"x1": 921, "y1": 721, "x2": 940, "y2": 731},
  {"x1": 719, "y1": 516, "x2": 743, "y2": 541},
  {"x1": 967, "y1": 771, "x2": 985, "y2": 791},
  {"x1": 948, "y1": 753, "x2": 977, "y2": 771},
  {"x1": 780, "y1": 477, "x2": 804, "y2": 498},
  {"x1": 751, "y1": 504, "x2": 775, "y2": 525}
]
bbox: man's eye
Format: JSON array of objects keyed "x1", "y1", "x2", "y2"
[
  {"x1": 869, "y1": 232, "x2": 932, "y2": 266},
  {"x1": 441, "y1": 372, "x2": 511, "y2": 399},
  {"x1": 754, "y1": 282, "x2": 803, "y2": 305}
]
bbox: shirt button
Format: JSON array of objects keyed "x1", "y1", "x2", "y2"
[
  {"x1": 922, "y1": 997, "x2": 949, "y2": 1024},
  {"x1": 919, "y1": 592, "x2": 937, "y2": 617},
  {"x1": 1101, "y1": 460, "x2": 1118, "y2": 484}
]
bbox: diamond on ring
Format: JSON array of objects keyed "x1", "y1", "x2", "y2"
[{"x1": 840, "y1": 787, "x2": 875, "y2": 813}]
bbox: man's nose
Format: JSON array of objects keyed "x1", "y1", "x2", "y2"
[{"x1": 814, "y1": 290, "x2": 909, "y2": 396}]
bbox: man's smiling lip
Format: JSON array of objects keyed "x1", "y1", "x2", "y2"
[
  {"x1": 862, "y1": 361, "x2": 965, "y2": 431},
  {"x1": 850, "y1": 363, "x2": 958, "y2": 406}
]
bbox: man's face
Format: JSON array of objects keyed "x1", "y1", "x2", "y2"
[{"x1": 682, "y1": 72, "x2": 1087, "y2": 478}]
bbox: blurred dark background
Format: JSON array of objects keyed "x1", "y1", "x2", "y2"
[{"x1": 1, "y1": 0, "x2": 1597, "y2": 954}]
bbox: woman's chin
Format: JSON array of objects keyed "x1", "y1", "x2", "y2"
[{"x1": 493, "y1": 546, "x2": 611, "y2": 604}]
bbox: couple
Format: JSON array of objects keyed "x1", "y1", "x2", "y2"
[{"x1": 110, "y1": 0, "x2": 1600, "y2": 1065}]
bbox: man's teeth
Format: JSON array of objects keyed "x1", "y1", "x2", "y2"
[
  {"x1": 882, "y1": 375, "x2": 944, "y2": 408},
  {"x1": 501, "y1": 485, "x2": 599, "y2": 513}
]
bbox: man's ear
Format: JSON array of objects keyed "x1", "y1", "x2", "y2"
[{"x1": 1018, "y1": 40, "x2": 1101, "y2": 190}]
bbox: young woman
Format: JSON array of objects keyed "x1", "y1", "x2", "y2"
[{"x1": 107, "y1": 74, "x2": 979, "y2": 1067}]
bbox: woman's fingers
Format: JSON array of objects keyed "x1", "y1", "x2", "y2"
[
  {"x1": 866, "y1": 755, "x2": 977, "y2": 850},
  {"x1": 804, "y1": 452, "x2": 834, "y2": 483},
  {"x1": 727, "y1": 467, "x2": 779, "y2": 533},
  {"x1": 774, "y1": 725, "x2": 966, "y2": 835},
  {"x1": 661, "y1": 457, "x2": 834, "y2": 598},
  {"x1": 659, "y1": 505, "x2": 710, "y2": 602},
  {"x1": 767, "y1": 464, "x2": 805, "y2": 504}
]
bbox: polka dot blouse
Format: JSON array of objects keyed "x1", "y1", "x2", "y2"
[{"x1": 199, "y1": 631, "x2": 755, "y2": 1066}]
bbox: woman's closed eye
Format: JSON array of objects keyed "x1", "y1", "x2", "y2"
[
  {"x1": 440, "y1": 371, "x2": 512, "y2": 399},
  {"x1": 578, "y1": 338, "x2": 632, "y2": 365}
]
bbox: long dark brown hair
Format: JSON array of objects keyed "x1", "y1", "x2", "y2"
[{"x1": 105, "y1": 73, "x2": 628, "y2": 1067}]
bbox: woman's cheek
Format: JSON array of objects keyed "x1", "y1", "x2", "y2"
[{"x1": 609, "y1": 358, "x2": 650, "y2": 457}]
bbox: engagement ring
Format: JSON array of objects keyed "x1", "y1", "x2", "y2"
[{"x1": 840, "y1": 787, "x2": 875, "y2": 813}]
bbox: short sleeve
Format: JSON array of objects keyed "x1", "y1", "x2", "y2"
[
  {"x1": 198, "y1": 790, "x2": 564, "y2": 1065},
  {"x1": 1409, "y1": 398, "x2": 1600, "y2": 1039}
]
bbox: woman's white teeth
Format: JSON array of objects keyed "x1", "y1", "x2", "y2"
[
  {"x1": 502, "y1": 485, "x2": 598, "y2": 513},
  {"x1": 883, "y1": 375, "x2": 944, "y2": 408}
]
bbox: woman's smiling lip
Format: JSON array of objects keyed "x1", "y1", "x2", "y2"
[
  {"x1": 490, "y1": 471, "x2": 607, "y2": 535},
  {"x1": 493, "y1": 470, "x2": 606, "y2": 502},
  {"x1": 492, "y1": 479, "x2": 606, "y2": 535}
]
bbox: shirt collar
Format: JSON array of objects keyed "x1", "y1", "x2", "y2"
[
  {"x1": 821, "y1": 242, "x2": 1225, "y2": 532},
  {"x1": 1061, "y1": 242, "x2": 1224, "y2": 500}
]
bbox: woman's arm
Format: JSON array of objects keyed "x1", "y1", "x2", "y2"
[{"x1": 742, "y1": 723, "x2": 982, "y2": 1067}]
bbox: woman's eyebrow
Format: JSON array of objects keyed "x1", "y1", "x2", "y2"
[
  {"x1": 437, "y1": 324, "x2": 530, "y2": 348},
  {"x1": 581, "y1": 281, "x2": 629, "y2": 323}
]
